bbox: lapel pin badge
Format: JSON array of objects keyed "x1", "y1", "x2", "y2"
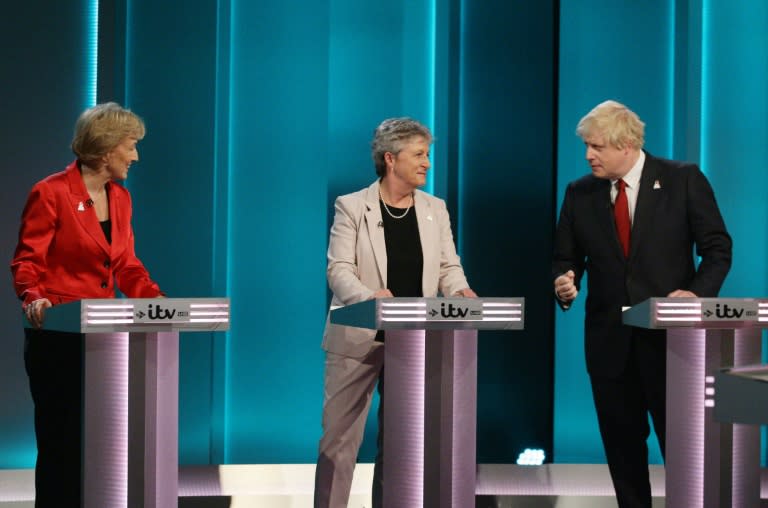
[
  {"x1": 427, "y1": 215, "x2": 433, "y2": 221},
  {"x1": 653, "y1": 180, "x2": 661, "y2": 190},
  {"x1": 77, "y1": 201, "x2": 85, "y2": 211}
]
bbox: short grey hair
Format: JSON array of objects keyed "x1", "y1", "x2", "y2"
[{"x1": 371, "y1": 117, "x2": 432, "y2": 177}]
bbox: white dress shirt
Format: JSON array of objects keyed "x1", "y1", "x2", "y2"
[{"x1": 611, "y1": 150, "x2": 645, "y2": 225}]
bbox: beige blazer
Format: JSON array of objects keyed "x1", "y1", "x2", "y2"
[{"x1": 322, "y1": 180, "x2": 470, "y2": 358}]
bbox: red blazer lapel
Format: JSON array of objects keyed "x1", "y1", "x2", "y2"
[
  {"x1": 106, "y1": 181, "x2": 131, "y2": 258},
  {"x1": 65, "y1": 163, "x2": 111, "y2": 255}
]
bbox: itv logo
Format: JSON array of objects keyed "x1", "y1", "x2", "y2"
[
  {"x1": 701, "y1": 300, "x2": 758, "y2": 321},
  {"x1": 440, "y1": 302, "x2": 468, "y2": 318},
  {"x1": 134, "y1": 301, "x2": 191, "y2": 323},
  {"x1": 426, "y1": 299, "x2": 482, "y2": 321}
]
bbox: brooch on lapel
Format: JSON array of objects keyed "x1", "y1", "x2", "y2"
[
  {"x1": 77, "y1": 201, "x2": 86, "y2": 211},
  {"x1": 426, "y1": 215, "x2": 433, "y2": 221},
  {"x1": 653, "y1": 180, "x2": 661, "y2": 190}
]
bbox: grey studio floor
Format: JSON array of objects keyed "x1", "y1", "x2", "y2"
[{"x1": 5, "y1": 462, "x2": 751, "y2": 507}]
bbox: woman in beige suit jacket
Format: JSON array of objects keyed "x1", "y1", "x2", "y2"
[{"x1": 314, "y1": 118, "x2": 475, "y2": 508}]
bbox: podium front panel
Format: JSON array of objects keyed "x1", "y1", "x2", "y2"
[
  {"x1": 331, "y1": 297, "x2": 524, "y2": 508},
  {"x1": 330, "y1": 297, "x2": 524, "y2": 330},
  {"x1": 622, "y1": 298, "x2": 766, "y2": 508},
  {"x1": 27, "y1": 297, "x2": 229, "y2": 508},
  {"x1": 622, "y1": 297, "x2": 768, "y2": 329}
]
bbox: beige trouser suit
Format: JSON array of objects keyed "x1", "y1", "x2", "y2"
[{"x1": 314, "y1": 180, "x2": 469, "y2": 507}]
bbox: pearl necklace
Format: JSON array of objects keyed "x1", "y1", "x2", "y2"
[{"x1": 379, "y1": 186, "x2": 413, "y2": 219}]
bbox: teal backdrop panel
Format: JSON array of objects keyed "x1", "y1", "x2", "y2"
[
  {"x1": 0, "y1": 0, "x2": 563, "y2": 468},
  {"x1": 224, "y1": 0, "x2": 330, "y2": 463},
  {"x1": 699, "y1": 0, "x2": 768, "y2": 299},
  {"x1": 0, "y1": 0, "x2": 96, "y2": 468},
  {"x1": 6, "y1": 0, "x2": 768, "y2": 471},
  {"x1": 116, "y1": 0, "x2": 223, "y2": 464},
  {"x1": 458, "y1": 0, "x2": 557, "y2": 462},
  {"x1": 697, "y1": 2, "x2": 768, "y2": 461},
  {"x1": 556, "y1": 0, "x2": 674, "y2": 464}
]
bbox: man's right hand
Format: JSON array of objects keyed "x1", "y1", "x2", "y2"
[{"x1": 554, "y1": 270, "x2": 578, "y2": 303}]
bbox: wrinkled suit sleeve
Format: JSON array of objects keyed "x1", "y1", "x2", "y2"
[{"x1": 327, "y1": 195, "x2": 376, "y2": 305}]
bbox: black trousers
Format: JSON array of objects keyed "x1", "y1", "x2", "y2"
[
  {"x1": 24, "y1": 328, "x2": 83, "y2": 508},
  {"x1": 590, "y1": 328, "x2": 667, "y2": 508}
]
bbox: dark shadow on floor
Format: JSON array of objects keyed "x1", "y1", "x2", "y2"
[
  {"x1": 179, "y1": 497, "x2": 232, "y2": 508},
  {"x1": 477, "y1": 496, "x2": 559, "y2": 508}
]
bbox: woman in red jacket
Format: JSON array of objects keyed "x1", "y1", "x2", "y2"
[{"x1": 11, "y1": 102, "x2": 163, "y2": 507}]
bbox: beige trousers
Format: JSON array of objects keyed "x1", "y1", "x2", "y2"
[{"x1": 314, "y1": 343, "x2": 384, "y2": 508}]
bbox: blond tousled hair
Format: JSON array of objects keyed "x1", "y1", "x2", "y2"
[{"x1": 576, "y1": 100, "x2": 645, "y2": 150}]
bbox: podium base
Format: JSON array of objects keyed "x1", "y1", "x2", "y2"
[{"x1": 384, "y1": 329, "x2": 477, "y2": 508}]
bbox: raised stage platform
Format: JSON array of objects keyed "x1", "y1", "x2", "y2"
[{"x1": 3, "y1": 463, "x2": 768, "y2": 507}]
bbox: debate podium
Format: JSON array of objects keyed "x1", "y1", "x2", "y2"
[
  {"x1": 331, "y1": 297, "x2": 524, "y2": 508},
  {"x1": 623, "y1": 297, "x2": 768, "y2": 508},
  {"x1": 27, "y1": 297, "x2": 230, "y2": 508}
]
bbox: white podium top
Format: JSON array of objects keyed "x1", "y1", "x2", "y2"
[
  {"x1": 27, "y1": 297, "x2": 230, "y2": 333},
  {"x1": 330, "y1": 297, "x2": 524, "y2": 331},
  {"x1": 622, "y1": 297, "x2": 768, "y2": 329}
]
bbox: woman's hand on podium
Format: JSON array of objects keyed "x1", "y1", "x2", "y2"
[
  {"x1": 373, "y1": 289, "x2": 394, "y2": 299},
  {"x1": 452, "y1": 288, "x2": 478, "y2": 298},
  {"x1": 24, "y1": 298, "x2": 52, "y2": 329}
]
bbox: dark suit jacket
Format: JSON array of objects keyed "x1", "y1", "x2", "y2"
[
  {"x1": 553, "y1": 152, "x2": 732, "y2": 377},
  {"x1": 11, "y1": 160, "x2": 162, "y2": 306}
]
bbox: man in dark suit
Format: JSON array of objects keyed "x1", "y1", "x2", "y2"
[{"x1": 552, "y1": 100, "x2": 732, "y2": 508}]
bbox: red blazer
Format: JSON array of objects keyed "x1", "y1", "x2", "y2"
[{"x1": 11, "y1": 161, "x2": 162, "y2": 306}]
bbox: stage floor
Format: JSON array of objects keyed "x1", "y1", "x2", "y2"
[{"x1": 2, "y1": 463, "x2": 767, "y2": 507}]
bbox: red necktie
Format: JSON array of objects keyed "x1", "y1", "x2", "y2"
[{"x1": 614, "y1": 179, "x2": 631, "y2": 258}]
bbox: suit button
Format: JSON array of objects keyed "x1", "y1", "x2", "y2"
[
  {"x1": 103, "y1": 260, "x2": 111, "y2": 268},
  {"x1": 101, "y1": 281, "x2": 108, "y2": 289}
]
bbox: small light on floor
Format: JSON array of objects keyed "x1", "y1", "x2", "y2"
[{"x1": 516, "y1": 448, "x2": 545, "y2": 466}]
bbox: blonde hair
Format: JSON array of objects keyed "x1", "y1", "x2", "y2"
[
  {"x1": 576, "y1": 100, "x2": 645, "y2": 149},
  {"x1": 71, "y1": 102, "x2": 145, "y2": 165}
]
